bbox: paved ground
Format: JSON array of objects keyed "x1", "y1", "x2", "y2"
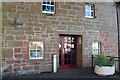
[{"x1": 2, "y1": 68, "x2": 120, "y2": 80}]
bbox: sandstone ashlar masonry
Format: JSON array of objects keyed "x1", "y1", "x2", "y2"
[{"x1": 2, "y1": 2, "x2": 118, "y2": 76}]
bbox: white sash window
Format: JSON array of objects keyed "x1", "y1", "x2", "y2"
[
  {"x1": 85, "y1": 3, "x2": 95, "y2": 18},
  {"x1": 42, "y1": 0, "x2": 55, "y2": 14},
  {"x1": 92, "y1": 42, "x2": 101, "y2": 55},
  {"x1": 29, "y1": 42, "x2": 44, "y2": 59}
]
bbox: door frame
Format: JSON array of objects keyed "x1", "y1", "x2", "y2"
[{"x1": 59, "y1": 34, "x2": 82, "y2": 70}]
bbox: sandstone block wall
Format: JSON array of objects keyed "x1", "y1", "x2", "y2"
[{"x1": 2, "y1": 2, "x2": 118, "y2": 75}]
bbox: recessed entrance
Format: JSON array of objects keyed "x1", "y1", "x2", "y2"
[{"x1": 59, "y1": 34, "x2": 82, "y2": 71}]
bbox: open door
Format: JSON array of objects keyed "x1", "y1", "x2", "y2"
[{"x1": 59, "y1": 35, "x2": 78, "y2": 70}]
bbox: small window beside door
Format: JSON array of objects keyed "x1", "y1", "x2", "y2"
[
  {"x1": 85, "y1": 3, "x2": 95, "y2": 18},
  {"x1": 42, "y1": 0, "x2": 55, "y2": 14},
  {"x1": 29, "y1": 42, "x2": 44, "y2": 59},
  {"x1": 92, "y1": 42, "x2": 101, "y2": 55}
]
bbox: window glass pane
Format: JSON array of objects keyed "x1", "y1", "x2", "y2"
[
  {"x1": 85, "y1": 4, "x2": 91, "y2": 10},
  {"x1": 42, "y1": 5, "x2": 47, "y2": 11},
  {"x1": 30, "y1": 42, "x2": 44, "y2": 59},
  {"x1": 85, "y1": 11, "x2": 91, "y2": 17},
  {"x1": 37, "y1": 50, "x2": 43, "y2": 58},
  {"x1": 64, "y1": 43, "x2": 67, "y2": 48},
  {"x1": 30, "y1": 42, "x2": 36, "y2": 49},
  {"x1": 72, "y1": 37, "x2": 74, "y2": 42},
  {"x1": 51, "y1": 0, "x2": 54, "y2": 5},
  {"x1": 85, "y1": 4, "x2": 94, "y2": 18},
  {"x1": 30, "y1": 50, "x2": 36, "y2": 58},
  {"x1": 64, "y1": 37, "x2": 67, "y2": 42},
  {"x1": 45, "y1": 6, "x2": 50, "y2": 12},
  {"x1": 43, "y1": 5, "x2": 53, "y2": 12},
  {"x1": 67, "y1": 48, "x2": 71, "y2": 52},
  {"x1": 68, "y1": 37, "x2": 71, "y2": 42},
  {"x1": 59, "y1": 43, "x2": 62, "y2": 54},
  {"x1": 37, "y1": 50, "x2": 41, "y2": 53},
  {"x1": 36, "y1": 42, "x2": 44, "y2": 49},
  {"x1": 67, "y1": 44, "x2": 71, "y2": 48},
  {"x1": 65, "y1": 48, "x2": 67, "y2": 53},
  {"x1": 47, "y1": 0, "x2": 50, "y2": 4},
  {"x1": 43, "y1": 0, "x2": 46, "y2": 4},
  {"x1": 72, "y1": 48, "x2": 74, "y2": 53},
  {"x1": 51, "y1": 6, "x2": 54, "y2": 12},
  {"x1": 59, "y1": 43, "x2": 61, "y2": 48},
  {"x1": 42, "y1": 0, "x2": 54, "y2": 13},
  {"x1": 85, "y1": 5, "x2": 88, "y2": 10},
  {"x1": 92, "y1": 42, "x2": 101, "y2": 55},
  {"x1": 72, "y1": 44, "x2": 74, "y2": 48}
]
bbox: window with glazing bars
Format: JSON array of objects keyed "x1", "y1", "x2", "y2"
[
  {"x1": 42, "y1": 0, "x2": 55, "y2": 14},
  {"x1": 85, "y1": 3, "x2": 95, "y2": 18}
]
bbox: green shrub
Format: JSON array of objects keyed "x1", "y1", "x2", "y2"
[{"x1": 94, "y1": 55, "x2": 115, "y2": 67}]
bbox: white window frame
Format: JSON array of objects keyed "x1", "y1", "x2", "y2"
[
  {"x1": 92, "y1": 42, "x2": 101, "y2": 55},
  {"x1": 42, "y1": 0, "x2": 55, "y2": 14},
  {"x1": 85, "y1": 3, "x2": 95, "y2": 18},
  {"x1": 29, "y1": 42, "x2": 44, "y2": 59}
]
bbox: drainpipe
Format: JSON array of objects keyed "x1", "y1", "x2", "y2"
[{"x1": 115, "y1": 2, "x2": 120, "y2": 72}]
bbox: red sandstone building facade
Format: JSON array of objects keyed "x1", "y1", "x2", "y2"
[{"x1": 1, "y1": 1, "x2": 119, "y2": 76}]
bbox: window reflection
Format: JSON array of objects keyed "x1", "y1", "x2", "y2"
[
  {"x1": 59, "y1": 43, "x2": 62, "y2": 54},
  {"x1": 68, "y1": 37, "x2": 71, "y2": 42},
  {"x1": 42, "y1": 0, "x2": 54, "y2": 13},
  {"x1": 30, "y1": 42, "x2": 44, "y2": 59},
  {"x1": 64, "y1": 37, "x2": 67, "y2": 42},
  {"x1": 72, "y1": 37, "x2": 74, "y2": 42},
  {"x1": 85, "y1": 4, "x2": 94, "y2": 18},
  {"x1": 92, "y1": 42, "x2": 101, "y2": 55},
  {"x1": 72, "y1": 44, "x2": 74, "y2": 48}
]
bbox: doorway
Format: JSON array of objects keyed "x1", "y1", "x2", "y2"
[{"x1": 59, "y1": 35, "x2": 82, "y2": 71}]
